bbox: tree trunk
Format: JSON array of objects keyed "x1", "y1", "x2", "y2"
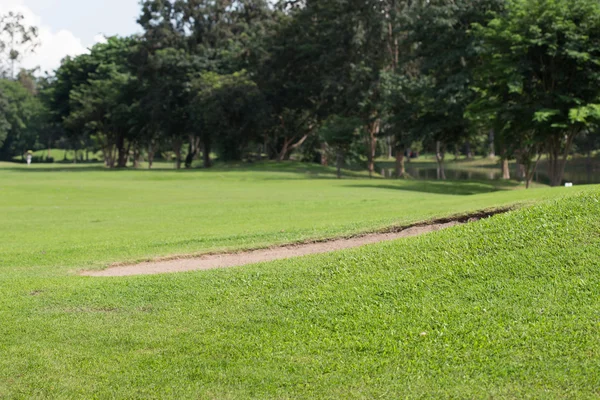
[
  {"x1": 556, "y1": 132, "x2": 576, "y2": 186},
  {"x1": 587, "y1": 150, "x2": 592, "y2": 184},
  {"x1": 435, "y1": 141, "x2": 446, "y2": 180},
  {"x1": 278, "y1": 133, "x2": 310, "y2": 162},
  {"x1": 184, "y1": 135, "x2": 201, "y2": 168},
  {"x1": 173, "y1": 139, "x2": 182, "y2": 170},
  {"x1": 502, "y1": 157, "x2": 510, "y2": 180},
  {"x1": 525, "y1": 153, "x2": 542, "y2": 189},
  {"x1": 321, "y1": 142, "x2": 328, "y2": 166},
  {"x1": 366, "y1": 119, "x2": 380, "y2": 178},
  {"x1": 104, "y1": 145, "x2": 113, "y2": 168},
  {"x1": 395, "y1": 148, "x2": 405, "y2": 178},
  {"x1": 109, "y1": 146, "x2": 116, "y2": 168},
  {"x1": 465, "y1": 141, "x2": 473, "y2": 160},
  {"x1": 517, "y1": 163, "x2": 525, "y2": 180},
  {"x1": 488, "y1": 130, "x2": 495, "y2": 158},
  {"x1": 546, "y1": 132, "x2": 576, "y2": 186},
  {"x1": 277, "y1": 137, "x2": 290, "y2": 162},
  {"x1": 116, "y1": 134, "x2": 128, "y2": 168},
  {"x1": 133, "y1": 144, "x2": 141, "y2": 168},
  {"x1": 193, "y1": 136, "x2": 201, "y2": 160},
  {"x1": 148, "y1": 142, "x2": 155, "y2": 170},
  {"x1": 547, "y1": 142, "x2": 562, "y2": 186},
  {"x1": 336, "y1": 149, "x2": 343, "y2": 179},
  {"x1": 203, "y1": 138, "x2": 212, "y2": 168}
]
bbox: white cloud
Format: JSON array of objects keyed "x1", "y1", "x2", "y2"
[
  {"x1": 0, "y1": 0, "x2": 88, "y2": 75},
  {"x1": 93, "y1": 34, "x2": 108, "y2": 45}
]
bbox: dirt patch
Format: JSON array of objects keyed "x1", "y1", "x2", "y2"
[{"x1": 81, "y1": 208, "x2": 510, "y2": 277}]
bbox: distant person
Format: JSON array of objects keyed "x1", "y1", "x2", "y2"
[{"x1": 26, "y1": 151, "x2": 32, "y2": 166}]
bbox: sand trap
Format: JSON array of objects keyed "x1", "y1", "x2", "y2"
[{"x1": 81, "y1": 209, "x2": 508, "y2": 277}]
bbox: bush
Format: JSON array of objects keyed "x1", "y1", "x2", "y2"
[
  {"x1": 45, "y1": 157, "x2": 55, "y2": 164},
  {"x1": 29, "y1": 156, "x2": 44, "y2": 163}
]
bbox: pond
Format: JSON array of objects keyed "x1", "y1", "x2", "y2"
[{"x1": 379, "y1": 162, "x2": 600, "y2": 185}]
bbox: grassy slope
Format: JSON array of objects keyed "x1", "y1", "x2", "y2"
[
  {"x1": 1, "y1": 186, "x2": 599, "y2": 398},
  {"x1": 0, "y1": 161, "x2": 592, "y2": 276}
]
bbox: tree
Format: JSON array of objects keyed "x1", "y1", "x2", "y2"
[
  {"x1": 0, "y1": 78, "x2": 45, "y2": 160},
  {"x1": 319, "y1": 115, "x2": 361, "y2": 178},
  {"x1": 0, "y1": 86, "x2": 10, "y2": 147},
  {"x1": 190, "y1": 70, "x2": 266, "y2": 166},
  {"x1": 399, "y1": 0, "x2": 504, "y2": 179},
  {"x1": 48, "y1": 37, "x2": 143, "y2": 168},
  {"x1": 265, "y1": 0, "x2": 387, "y2": 171},
  {"x1": 382, "y1": 72, "x2": 430, "y2": 178},
  {"x1": 0, "y1": 12, "x2": 39, "y2": 79},
  {"x1": 472, "y1": 0, "x2": 600, "y2": 186},
  {"x1": 137, "y1": 1, "x2": 275, "y2": 168}
]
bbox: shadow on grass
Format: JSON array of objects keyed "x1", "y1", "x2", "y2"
[
  {"x1": 344, "y1": 179, "x2": 520, "y2": 196},
  {"x1": 375, "y1": 160, "x2": 502, "y2": 172}
]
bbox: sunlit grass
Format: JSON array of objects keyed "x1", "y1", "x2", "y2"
[{"x1": 1, "y1": 162, "x2": 598, "y2": 398}]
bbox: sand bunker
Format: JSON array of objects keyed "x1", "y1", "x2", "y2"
[{"x1": 81, "y1": 209, "x2": 508, "y2": 277}]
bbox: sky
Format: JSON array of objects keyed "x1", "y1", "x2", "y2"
[{"x1": 0, "y1": 0, "x2": 141, "y2": 75}]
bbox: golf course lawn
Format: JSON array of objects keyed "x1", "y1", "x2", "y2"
[
  {"x1": 0, "y1": 161, "x2": 592, "y2": 274},
  {"x1": 1, "y1": 161, "x2": 599, "y2": 398}
]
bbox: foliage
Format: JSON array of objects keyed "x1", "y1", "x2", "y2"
[
  {"x1": 319, "y1": 114, "x2": 362, "y2": 177},
  {"x1": 1, "y1": 0, "x2": 600, "y2": 184},
  {"x1": 0, "y1": 78, "x2": 46, "y2": 160},
  {"x1": 190, "y1": 70, "x2": 266, "y2": 162},
  {"x1": 0, "y1": 11, "x2": 39, "y2": 78},
  {"x1": 471, "y1": 0, "x2": 600, "y2": 186}
]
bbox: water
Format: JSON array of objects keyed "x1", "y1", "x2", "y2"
[{"x1": 380, "y1": 164, "x2": 600, "y2": 185}]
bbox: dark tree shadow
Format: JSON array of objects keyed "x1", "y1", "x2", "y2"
[{"x1": 343, "y1": 180, "x2": 519, "y2": 196}]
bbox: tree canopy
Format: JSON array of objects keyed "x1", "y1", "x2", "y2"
[{"x1": 1, "y1": 0, "x2": 600, "y2": 186}]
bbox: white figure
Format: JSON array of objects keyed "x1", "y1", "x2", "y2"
[{"x1": 26, "y1": 153, "x2": 32, "y2": 166}]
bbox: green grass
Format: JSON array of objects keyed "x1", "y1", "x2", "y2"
[
  {"x1": 1, "y1": 161, "x2": 599, "y2": 398},
  {"x1": 0, "y1": 161, "x2": 590, "y2": 275}
]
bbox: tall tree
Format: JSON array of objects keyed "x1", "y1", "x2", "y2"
[
  {"x1": 48, "y1": 37, "x2": 142, "y2": 168},
  {"x1": 266, "y1": 0, "x2": 386, "y2": 170},
  {"x1": 0, "y1": 12, "x2": 39, "y2": 79},
  {"x1": 472, "y1": 0, "x2": 600, "y2": 186},
  {"x1": 0, "y1": 78, "x2": 45, "y2": 160},
  {"x1": 400, "y1": 0, "x2": 504, "y2": 179},
  {"x1": 189, "y1": 70, "x2": 266, "y2": 165}
]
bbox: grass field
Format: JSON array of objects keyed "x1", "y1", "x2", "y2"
[
  {"x1": 1, "y1": 161, "x2": 599, "y2": 398},
  {"x1": 0, "y1": 161, "x2": 581, "y2": 274}
]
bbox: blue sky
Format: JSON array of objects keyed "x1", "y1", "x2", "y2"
[{"x1": 1, "y1": 0, "x2": 141, "y2": 74}]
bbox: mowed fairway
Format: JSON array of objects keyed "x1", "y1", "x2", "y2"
[
  {"x1": 0, "y1": 161, "x2": 592, "y2": 274},
  {"x1": 1, "y1": 162, "x2": 600, "y2": 398}
]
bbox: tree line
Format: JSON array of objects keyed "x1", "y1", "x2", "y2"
[{"x1": 1, "y1": 0, "x2": 600, "y2": 187}]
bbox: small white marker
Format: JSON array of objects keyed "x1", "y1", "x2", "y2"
[{"x1": 565, "y1": 182, "x2": 573, "y2": 187}]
